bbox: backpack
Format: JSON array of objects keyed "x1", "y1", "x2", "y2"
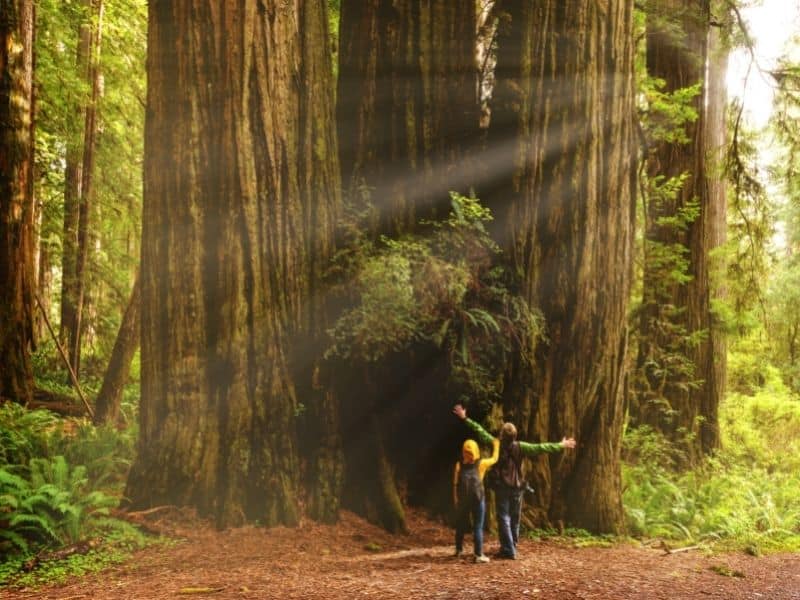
[
  {"x1": 486, "y1": 441, "x2": 524, "y2": 491},
  {"x1": 457, "y1": 459, "x2": 484, "y2": 504}
]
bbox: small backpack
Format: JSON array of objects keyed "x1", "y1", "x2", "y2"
[
  {"x1": 486, "y1": 441, "x2": 524, "y2": 491},
  {"x1": 457, "y1": 459, "x2": 484, "y2": 504}
]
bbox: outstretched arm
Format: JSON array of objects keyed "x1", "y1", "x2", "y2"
[
  {"x1": 452, "y1": 404, "x2": 495, "y2": 446},
  {"x1": 519, "y1": 436, "x2": 577, "y2": 456}
]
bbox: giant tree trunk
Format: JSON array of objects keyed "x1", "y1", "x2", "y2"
[
  {"x1": 633, "y1": 0, "x2": 724, "y2": 463},
  {"x1": 337, "y1": 0, "x2": 479, "y2": 235},
  {"x1": 336, "y1": 0, "x2": 480, "y2": 530},
  {"x1": 0, "y1": 0, "x2": 36, "y2": 405},
  {"x1": 125, "y1": 0, "x2": 341, "y2": 528},
  {"x1": 487, "y1": 0, "x2": 636, "y2": 534},
  {"x1": 294, "y1": 0, "x2": 344, "y2": 524},
  {"x1": 93, "y1": 275, "x2": 140, "y2": 426}
]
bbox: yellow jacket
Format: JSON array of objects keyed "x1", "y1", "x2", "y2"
[{"x1": 452, "y1": 437, "x2": 499, "y2": 504}]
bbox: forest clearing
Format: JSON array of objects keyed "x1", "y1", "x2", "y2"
[
  {"x1": 3, "y1": 0, "x2": 800, "y2": 595},
  {"x1": 3, "y1": 509, "x2": 799, "y2": 600}
]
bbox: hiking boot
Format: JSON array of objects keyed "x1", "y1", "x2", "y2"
[
  {"x1": 474, "y1": 554, "x2": 490, "y2": 563},
  {"x1": 493, "y1": 551, "x2": 516, "y2": 560}
]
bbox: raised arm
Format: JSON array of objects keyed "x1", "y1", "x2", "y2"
[{"x1": 452, "y1": 404, "x2": 495, "y2": 446}]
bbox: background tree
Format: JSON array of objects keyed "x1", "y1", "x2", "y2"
[
  {"x1": 631, "y1": 0, "x2": 727, "y2": 463},
  {"x1": 69, "y1": 0, "x2": 104, "y2": 378},
  {"x1": 125, "y1": 0, "x2": 341, "y2": 527},
  {"x1": 32, "y1": 0, "x2": 145, "y2": 389},
  {"x1": 93, "y1": 274, "x2": 139, "y2": 425},
  {"x1": 0, "y1": 0, "x2": 36, "y2": 405},
  {"x1": 58, "y1": 0, "x2": 96, "y2": 375}
]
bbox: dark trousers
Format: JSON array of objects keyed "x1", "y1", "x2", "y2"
[
  {"x1": 495, "y1": 487, "x2": 523, "y2": 557},
  {"x1": 455, "y1": 496, "x2": 486, "y2": 556}
]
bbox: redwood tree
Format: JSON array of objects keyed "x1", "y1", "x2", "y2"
[
  {"x1": 125, "y1": 0, "x2": 342, "y2": 527},
  {"x1": 336, "y1": 0, "x2": 481, "y2": 531},
  {"x1": 70, "y1": 0, "x2": 104, "y2": 378},
  {"x1": 486, "y1": 0, "x2": 637, "y2": 533},
  {"x1": 59, "y1": 0, "x2": 94, "y2": 372},
  {"x1": 0, "y1": 0, "x2": 36, "y2": 405},
  {"x1": 633, "y1": 0, "x2": 726, "y2": 462}
]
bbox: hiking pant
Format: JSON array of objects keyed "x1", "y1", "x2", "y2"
[
  {"x1": 495, "y1": 487, "x2": 523, "y2": 557},
  {"x1": 455, "y1": 497, "x2": 485, "y2": 556}
]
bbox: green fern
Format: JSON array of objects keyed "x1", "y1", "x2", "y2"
[{"x1": 0, "y1": 454, "x2": 122, "y2": 556}]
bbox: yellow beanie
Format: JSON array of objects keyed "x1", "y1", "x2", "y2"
[{"x1": 461, "y1": 439, "x2": 480, "y2": 463}]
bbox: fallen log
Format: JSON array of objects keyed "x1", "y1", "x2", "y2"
[
  {"x1": 22, "y1": 539, "x2": 100, "y2": 571},
  {"x1": 27, "y1": 387, "x2": 88, "y2": 417}
]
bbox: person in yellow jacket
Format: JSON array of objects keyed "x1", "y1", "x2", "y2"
[{"x1": 453, "y1": 428, "x2": 499, "y2": 563}]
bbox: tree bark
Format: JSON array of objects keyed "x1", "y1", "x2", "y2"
[
  {"x1": 125, "y1": 0, "x2": 341, "y2": 528},
  {"x1": 487, "y1": 0, "x2": 636, "y2": 534},
  {"x1": 0, "y1": 0, "x2": 36, "y2": 405},
  {"x1": 295, "y1": 0, "x2": 344, "y2": 524},
  {"x1": 698, "y1": 19, "x2": 726, "y2": 454},
  {"x1": 337, "y1": 0, "x2": 480, "y2": 235},
  {"x1": 94, "y1": 275, "x2": 140, "y2": 426}
]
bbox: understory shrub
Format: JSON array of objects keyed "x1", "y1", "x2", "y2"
[
  {"x1": 326, "y1": 192, "x2": 544, "y2": 408},
  {"x1": 0, "y1": 403, "x2": 139, "y2": 570},
  {"x1": 623, "y1": 390, "x2": 800, "y2": 552}
]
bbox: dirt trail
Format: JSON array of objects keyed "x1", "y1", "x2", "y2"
[{"x1": 2, "y1": 509, "x2": 798, "y2": 599}]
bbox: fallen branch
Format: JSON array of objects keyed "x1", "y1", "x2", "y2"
[
  {"x1": 660, "y1": 541, "x2": 701, "y2": 555},
  {"x1": 34, "y1": 294, "x2": 94, "y2": 419},
  {"x1": 124, "y1": 505, "x2": 177, "y2": 518}
]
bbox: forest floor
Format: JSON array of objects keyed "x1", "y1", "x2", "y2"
[{"x1": 2, "y1": 507, "x2": 799, "y2": 600}]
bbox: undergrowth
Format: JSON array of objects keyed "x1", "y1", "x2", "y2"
[
  {"x1": 0, "y1": 520, "x2": 162, "y2": 589},
  {"x1": 622, "y1": 382, "x2": 800, "y2": 553},
  {"x1": 526, "y1": 527, "x2": 619, "y2": 549},
  {"x1": 0, "y1": 401, "x2": 145, "y2": 586}
]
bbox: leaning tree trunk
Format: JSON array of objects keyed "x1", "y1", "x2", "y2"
[
  {"x1": 633, "y1": 0, "x2": 723, "y2": 464},
  {"x1": 0, "y1": 0, "x2": 36, "y2": 405},
  {"x1": 487, "y1": 0, "x2": 636, "y2": 534},
  {"x1": 125, "y1": 0, "x2": 341, "y2": 528},
  {"x1": 93, "y1": 275, "x2": 140, "y2": 426}
]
